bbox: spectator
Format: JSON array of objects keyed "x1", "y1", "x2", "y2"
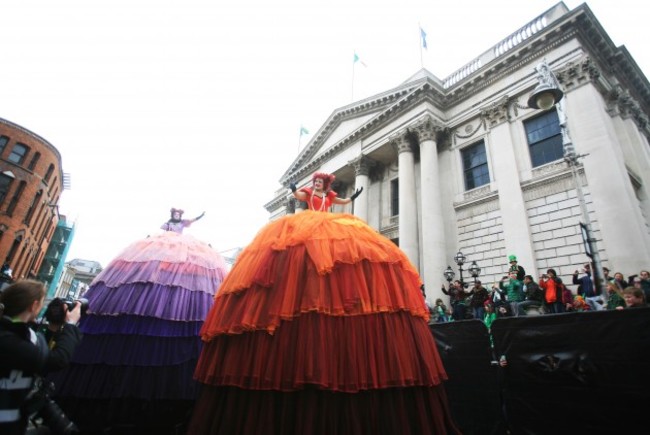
[
  {"x1": 441, "y1": 280, "x2": 470, "y2": 321},
  {"x1": 539, "y1": 269, "x2": 563, "y2": 314},
  {"x1": 571, "y1": 295, "x2": 590, "y2": 312},
  {"x1": 499, "y1": 270, "x2": 524, "y2": 317},
  {"x1": 562, "y1": 284, "x2": 574, "y2": 312},
  {"x1": 631, "y1": 276, "x2": 645, "y2": 301},
  {"x1": 483, "y1": 301, "x2": 498, "y2": 349},
  {"x1": 617, "y1": 286, "x2": 647, "y2": 309},
  {"x1": 573, "y1": 263, "x2": 604, "y2": 311},
  {"x1": 638, "y1": 270, "x2": 650, "y2": 302},
  {"x1": 605, "y1": 282, "x2": 626, "y2": 310},
  {"x1": 0, "y1": 280, "x2": 82, "y2": 435},
  {"x1": 612, "y1": 272, "x2": 628, "y2": 292},
  {"x1": 483, "y1": 301, "x2": 497, "y2": 328},
  {"x1": 468, "y1": 280, "x2": 489, "y2": 320},
  {"x1": 508, "y1": 255, "x2": 526, "y2": 281},
  {"x1": 516, "y1": 275, "x2": 544, "y2": 316},
  {"x1": 431, "y1": 298, "x2": 451, "y2": 324}
]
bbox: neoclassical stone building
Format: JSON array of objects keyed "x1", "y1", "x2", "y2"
[{"x1": 264, "y1": 2, "x2": 650, "y2": 303}]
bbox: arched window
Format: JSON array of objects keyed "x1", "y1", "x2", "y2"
[
  {"x1": 8, "y1": 143, "x2": 29, "y2": 165},
  {"x1": 28, "y1": 152, "x2": 41, "y2": 171},
  {"x1": 44, "y1": 164, "x2": 55, "y2": 183}
]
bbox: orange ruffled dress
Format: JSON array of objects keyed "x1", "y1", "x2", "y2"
[{"x1": 189, "y1": 210, "x2": 459, "y2": 434}]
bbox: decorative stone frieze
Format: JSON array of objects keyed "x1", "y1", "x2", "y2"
[{"x1": 463, "y1": 185, "x2": 492, "y2": 202}]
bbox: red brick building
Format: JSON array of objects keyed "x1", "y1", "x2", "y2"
[{"x1": 0, "y1": 117, "x2": 65, "y2": 281}]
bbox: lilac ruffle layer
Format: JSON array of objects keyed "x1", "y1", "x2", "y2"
[
  {"x1": 52, "y1": 359, "x2": 199, "y2": 400},
  {"x1": 72, "y1": 334, "x2": 202, "y2": 366},
  {"x1": 87, "y1": 282, "x2": 215, "y2": 321},
  {"x1": 93, "y1": 259, "x2": 226, "y2": 291},
  {"x1": 81, "y1": 314, "x2": 203, "y2": 336}
]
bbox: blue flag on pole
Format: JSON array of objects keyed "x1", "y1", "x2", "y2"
[
  {"x1": 420, "y1": 27, "x2": 427, "y2": 49},
  {"x1": 353, "y1": 52, "x2": 367, "y2": 67},
  {"x1": 300, "y1": 125, "x2": 309, "y2": 136}
]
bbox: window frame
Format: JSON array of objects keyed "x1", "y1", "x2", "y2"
[
  {"x1": 524, "y1": 109, "x2": 564, "y2": 168},
  {"x1": 461, "y1": 139, "x2": 490, "y2": 191},
  {"x1": 8, "y1": 143, "x2": 29, "y2": 165}
]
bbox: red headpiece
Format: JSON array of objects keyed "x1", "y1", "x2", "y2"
[{"x1": 312, "y1": 172, "x2": 335, "y2": 191}]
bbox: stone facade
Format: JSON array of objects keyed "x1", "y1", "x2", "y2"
[{"x1": 265, "y1": 3, "x2": 650, "y2": 303}]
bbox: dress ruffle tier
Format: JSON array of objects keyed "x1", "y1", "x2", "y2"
[
  {"x1": 51, "y1": 231, "x2": 228, "y2": 430},
  {"x1": 189, "y1": 211, "x2": 459, "y2": 434}
]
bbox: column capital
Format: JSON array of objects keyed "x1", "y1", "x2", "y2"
[
  {"x1": 390, "y1": 131, "x2": 414, "y2": 155},
  {"x1": 480, "y1": 95, "x2": 513, "y2": 128},
  {"x1": 349, "y1": 155, "x2": 376, "y2": 177},
  {"x1": 411, "y1": 116, "x2": 445, "y2": 143}
]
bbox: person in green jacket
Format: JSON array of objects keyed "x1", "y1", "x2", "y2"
[{"x1": 499, "y1": 270, "x2": 524, "y2": 316}]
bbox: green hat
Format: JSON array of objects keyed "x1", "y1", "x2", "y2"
[{"x1": 508, "y1": 255, "x2": 517, "y2": 262}]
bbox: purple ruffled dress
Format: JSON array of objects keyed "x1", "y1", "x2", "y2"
[{"x1": 51, "y1": 222, "x2": 228, "y2": 431}]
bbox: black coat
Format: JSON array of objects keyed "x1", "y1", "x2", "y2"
[{"x1": 0, "y1": 317, "x2": 81, "y2": 435}]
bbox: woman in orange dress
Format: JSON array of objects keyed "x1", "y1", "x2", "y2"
[{"x1": 188, "y1": 172, "x2": 459, "y2": 434}]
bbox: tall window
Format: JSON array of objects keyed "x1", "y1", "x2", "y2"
[
  {"x1": 461, "y1": 140, "x2": 490, "y2": 190},
  {"x1": 28, "y1": 152, "x2": 41, "y2": 171},
  {"x1": 8, "y1": 143, "x2": 29, "y2": 165},
  {"x1": 0, "y1": 173, "x2": 14, "y2": 206},
  {"x1": 525, "y1": 110, "x2": 563, "y2": 167},
  {"x1": 44, "y1": 164, "x2": 55, "y2": 183},
  {"x1": 390, "y1": 178, "x2": 399, "y2": 216},
  {"x1": 6, "y1": 181, "x2": 26, "y2": 216},
  {"x1": 0, "y1": 136, "x2": 8, "y2": 155},
  {"x1": 24, "y1": 189, "x2": 43, "y2": 225}
]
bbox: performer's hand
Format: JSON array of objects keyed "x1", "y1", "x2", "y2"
[
  {"x1": 289, "y1": 182, "x2": 297, "y2": 193},
  {"x1": 350, "y1": 186, "x2": 363, "y2": 201}
]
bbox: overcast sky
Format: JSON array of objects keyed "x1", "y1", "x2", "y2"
[{"x1": 1, "y1": 0, "x2": 646, "y2": 267}]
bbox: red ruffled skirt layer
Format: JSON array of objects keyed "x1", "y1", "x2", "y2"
[{"x1": 191, "y1": 211, "x2": 459, "y2": 434}]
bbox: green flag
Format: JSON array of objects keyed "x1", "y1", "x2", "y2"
[{"x1": 300, "y1": 125, "x2": 309, "y2": 136}]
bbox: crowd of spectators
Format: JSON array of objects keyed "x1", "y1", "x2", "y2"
[{"x1": 430, "y1": 255, "x2": 649, "y2": 326}]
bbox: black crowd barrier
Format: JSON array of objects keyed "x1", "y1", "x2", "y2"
[{"x1": 430, "y1": 308, "x2": 650, "y2": 435}]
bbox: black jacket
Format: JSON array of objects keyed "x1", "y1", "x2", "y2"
[{"x1": 0, "y1": 316, "x2": 81, "y2": 435}]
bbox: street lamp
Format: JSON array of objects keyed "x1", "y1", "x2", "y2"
[
  {"x1": 468, "y1": 261, "x2": 481, "y2": 284},
  {"x1": 527, "y1": 60, "x2": 607, "y2": 298},
  {"x1": 443, "y1": 265, "x2": 455, "y2": 283},
  {"x1": 443, "y1": 251, "x2": 480, "y2": 288}
]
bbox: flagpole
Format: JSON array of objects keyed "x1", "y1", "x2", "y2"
[
  {"x1": 418, "y1": 23, "x2": 423, "y2": 68},
  {"x1": 352, "y1": 51, "x2": 356, "y2": 102}
]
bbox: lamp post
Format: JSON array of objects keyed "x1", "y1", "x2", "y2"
[
  {"x1": 528, "y1": 60, "x2": 607, "y2": 299},
  {"x1": 443, "y1": 251, "x2": 480, "y2": 288},
  {"x1": 469, "y1": 261, "x2": 481, "y2": 284}
]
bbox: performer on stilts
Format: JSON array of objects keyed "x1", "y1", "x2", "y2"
[
  {"x1": 189, "y1": 173, "x2": 460, "y2": 434},
  {"x1": 51, "y1": 208, "x2": 229, "y2": 433}
]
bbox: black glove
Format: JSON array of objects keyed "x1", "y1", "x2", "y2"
[
  {"x1": 350, "y1": 186, "x2": 363, "y2": 201},
  {"x1": 289, "y1": 182, "x2": 297, "y2": 193},
  {"x1": 195, "y1": 212, "x2": 205, "y2": 221}
]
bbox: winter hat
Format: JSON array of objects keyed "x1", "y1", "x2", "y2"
[{"x1": 508, "y1": 255, "x2": 517, "y2": 262}]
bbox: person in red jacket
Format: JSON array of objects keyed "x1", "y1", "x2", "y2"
[{"x1": 539, "y1": 269, "x2": 564, "y2": 314}]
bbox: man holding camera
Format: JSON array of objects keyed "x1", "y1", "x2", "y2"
[{"x1": 0, "y1": 280, "x2": 82, "y2": 435}]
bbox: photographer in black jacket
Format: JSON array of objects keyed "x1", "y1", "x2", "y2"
[{"x1": 0, "y1": 280, "x2": 82, "y2": 435}]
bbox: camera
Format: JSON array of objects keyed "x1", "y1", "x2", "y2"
[
  {"x1": 44, "y1": 297, "x2": 89, "y2": 325},
  {"x1": 24, "y1": 376, "x2": 79, "y2": 435}
]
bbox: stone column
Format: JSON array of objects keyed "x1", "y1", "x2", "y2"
[
  {"x1": 412, "y1": 116, "x2": 446, "y2": 302},
  {"x1": 391, "y1": 132, "x2": 419, "y2": 271},
  {"x1": 349, "y1": 155, "x2": 375, "y2": 221},
  {"x1": 487, "y1": 100, "x2": 536, "y2": 277}
]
